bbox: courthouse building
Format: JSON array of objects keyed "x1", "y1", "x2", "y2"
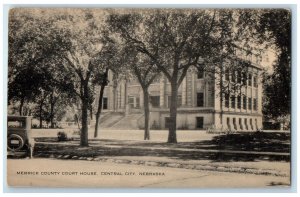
[{"x1": 96, "y1": 53, "x2": 263, "y2": 131}]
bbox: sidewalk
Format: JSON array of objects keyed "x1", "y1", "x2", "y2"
[{"x1": 32, "y1": 138, "x2": 290, "y2": 177}]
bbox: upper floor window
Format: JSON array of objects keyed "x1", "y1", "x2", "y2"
[
  {"x1": 197, "y1": 92, "x2": 204, "y2": 107},
  {"x1": 242, "y1": 72, "x2": 247, "y2": 85},
  {"x1": 248, "y1": 74, "x2": 252, "y2": 86},
  {"x1": 231, "y1": 96, "x2": 235, "y2": 108},
  {"x1": 197, "y1": 67, "x2": 204, "y2": 79},
  {"x1": 150, "y1": 96, "x2": 160, "y2": 107},
  {"x1": 253, "y1": 98, "x2": 257, "y2": 111},
  {"x1": 248, "y1": 97, "x2": 252, "y2": 110},
  {"x1": 167, "y1": 95, "x2": 182, "y2": 108},
  {"x1": 225, "y1": 93, "x2": 229, "y2": 108},
  {"x1": 237, "y1": 95, "x2": 241, "y2": 109},
  {"x1": 225, "y1": 68, "x2": 230, "y2": 81},
  {"x1": 237, "y1": 71, "x2": 242, "y2": 84},
  {"x1": 253, "y1": 76, "x2": 258, "y2": 87},
  {"x1": 243, "y1": 95, "x2": 247, "y2": 110},
  {"x1": 231, "y1": 71, "x2": 236, "y2": 83}
]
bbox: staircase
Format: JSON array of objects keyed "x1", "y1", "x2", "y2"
[
  {"x1": 98, "y1": 112, "x2": 125, "y2": 128},
  {"x1": 110, "y1": 113, "x2": 144, "y2": 129}
]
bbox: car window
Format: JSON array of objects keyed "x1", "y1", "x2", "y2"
[{"x1": 8, "y1": 120, "x2": 26, "y2": 128}]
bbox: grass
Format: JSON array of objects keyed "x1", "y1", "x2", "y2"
[{"x1": 32, "y1": 131, "x2": 290, "y2": 162}]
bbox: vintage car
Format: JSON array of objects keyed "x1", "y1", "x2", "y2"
[{"x1": 7, "y1": 115, "x2": 34, "y2": 157}]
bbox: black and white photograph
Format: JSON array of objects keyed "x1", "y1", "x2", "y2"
[{"x1": 6, "y1": 7, "x2": 291, "y2": 188}]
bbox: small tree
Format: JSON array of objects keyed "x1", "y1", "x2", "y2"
[{"x1": 123, "y1": 47, "x2": 160, "y2": 140}]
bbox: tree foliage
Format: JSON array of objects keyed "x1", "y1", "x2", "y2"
[{"x1": 258, "y1": 9, "x2": 291, "y2": 119}]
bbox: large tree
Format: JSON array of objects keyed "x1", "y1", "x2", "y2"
[
  {"x1": 123, "y1": 46, "x2": 160, "y2": 140},
  {"x1": 9, "y1": 9, "x2": 108, "y2": 146},
  {"x1": 107, "y1": 9, "x2": 234, "y2": 143},
  {"x1": 258, "y1": 9, "x2": 291, "y2": 119}
]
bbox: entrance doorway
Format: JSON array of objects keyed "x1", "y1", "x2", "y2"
[{"x1": 196, "y1": 117, "x2": 204, "y2": 129}]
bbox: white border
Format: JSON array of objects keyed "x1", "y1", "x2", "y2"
[{"x1": 1, "y1": 0, "x2": 299, "y2": 196}]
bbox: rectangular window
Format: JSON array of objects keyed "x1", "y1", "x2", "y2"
[
  {"x1": 177, "y1": 95, "x2": 182, "y2": 107},
  {"x1": 231, "y1": 71, "x2": 236, "y2": 83},
  {"x1": 196, "y1": 117, "x2": 204, "y2": 129},
  {"x1": 248, "y1": 98, "x2": 252, "y2": 110},
  {"x1": 227, "y1": 117, "x2": 231, "y2": 130},
  {"x1": 150, "y1": 96, "x2": 160, "y2": 107},
  {"x1": 231, "y1": 96, "x2": 235, "y2": 108},
  {"x1": 197, "y1": 93, "x2": 204, "y2": 107},
  {"x1": 8, "y1": 120, "x2": 26, "y2": 128},
  {"x1": 237, "y1": 71, "x2": 242, "y2": 84},
  {"x1": 225, "y1": 68, "x2": 230, "y2": 81},
  {"x1": 237, "y1": 95, "x2": 241, "y2": 109},
  {"x1": 128, "y1": 96, "x2": 135, "y2": 108},
  {"x1": 239, "y1": 118, "x2": 243, "y2": 130},
  {"x1": 243, "y1": 96, "x2": 247, "y2": 110},
  {"x1": 242, "y1": 72, "x2": 247, "y2": 85},
  {"x1": 225, "y1": 93, "x2": 229, "y2": 108},
  {"x1": 253, "y1": 76, "x2": 258, "y2": 87},
  {"x1": 233, "y1": 118, "x2": 237, "y2": 130},
  {"x1": 244, "y1": 118, "x2": 248, "y2": 130},
  {"x1": 165, "y1": 117, "x2": 171, "y2": 128},
  {"x1": 136, "y1": 97, "x2": 140, "y2": 108},
  {"x1": 197, "y1": 67, "x2": 204, "y2": 79},
  {"x1": 248, "y1": 74, "x2": 252, "y2": 86},
  {"x1": 253, "y1": 98, "x2": 257, "y2": 111},
  {"x1": 103, "y1": 97, "x2": 108, "y2": 109}
]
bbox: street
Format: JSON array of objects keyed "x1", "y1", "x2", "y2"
[{"x1": 7, "y1": 158, "x2": 290, "y2": 188}]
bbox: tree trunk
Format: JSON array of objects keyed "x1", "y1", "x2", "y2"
[
  {"x1": 19, "y1": 97, "x2": 25, "y2": 116},
  {"x1": 94, "y1": 84, "x2": 106, "y2": 138},
  {"x1": 220, "y1": 64, "x2": 224, "y2": 130},
  {"x1": 39, "y1": 102, "x2": 43, "y2": 128},
  {"x1": 89, "y1": 106, "x2": 93, "y2": 120},
  {"x1": 113, "y1": 83, "x2": 117, "y2": 112},
  {"x1": 142, "y1": 88, "x2": 150, "y2": 140},
  {"x1": 167, "y1": 82, "x2": 178, "y2": 143},
  {"x1": 50, "y1": 102, "x2": 55, "y2": 128},
  {"x1": 49, "y1": 94, "x2": 55, "y2": 128},
  {"x1": 80, "y1": 81, "x2": 89, "y2": 147}
]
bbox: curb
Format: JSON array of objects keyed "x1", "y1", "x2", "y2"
[{"x1": 34, "y1": 153, "x2": 289, "y2": 177}]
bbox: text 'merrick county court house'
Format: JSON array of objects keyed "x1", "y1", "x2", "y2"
[{"x1": 95, "y1": 49, "x2": 263, "y2": 131}]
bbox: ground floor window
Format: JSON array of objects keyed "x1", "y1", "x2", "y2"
[
  {"x1": 227, "y1": 117, "x2": 230, "y2": 130},
  {"x1": 233, "y1": 118, "x2": 237, "y2": 130},
  {"x1": 244, "y1": 118, "x2": 248, "y2": 130},
  {"x1": 128, "y1": 96, "x2": 135, "y2": 108},
  {"x1": 103, "y1": 97, "x2": 108, "y2": 109},
  {"x1": 136, "y1": 97, "x2": 140, "y2": 108},
  {"x1": 239, "y1": 118, "x2": 243, "y2": 130},
  {"x1": 250, "y1": 119, "x2": 254, "y2": 130},
  {"x1": 196, "y1": 117, "x2": 204, "y2": 129},
  {"x1": 255, "y1": 119, "x2": 258, "y2": 130},
  {"x1": 165, "y1": 117, "x2": 171, "y2": 128}
]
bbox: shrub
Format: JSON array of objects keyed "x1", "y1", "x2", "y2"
[{"x1": 57, "y1": 131, "x2": 68, "y2": 141}]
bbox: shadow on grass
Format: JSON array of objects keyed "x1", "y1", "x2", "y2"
[{"x1": 33, "y1": 131, "x2": 290, "y2": 162}]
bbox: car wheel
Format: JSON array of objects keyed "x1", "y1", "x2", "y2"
[{"x1": 7, "y1": 134, "x2": 25, "y2": 151}]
